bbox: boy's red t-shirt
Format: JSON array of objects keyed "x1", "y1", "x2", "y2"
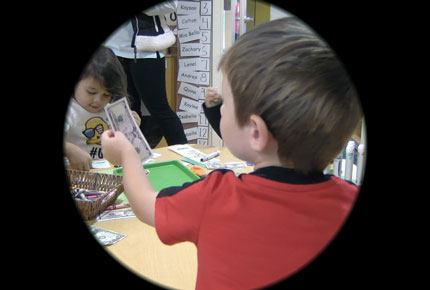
[{"x1": 155, "y1": 167, "x2": 358, "y2": 290}]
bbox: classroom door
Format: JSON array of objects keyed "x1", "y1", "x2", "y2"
[{"x1": 230, "y1": 0, "x2": 271, "y2": 40}]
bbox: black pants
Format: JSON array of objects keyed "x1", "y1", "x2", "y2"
[{"x1": 118, "y1": 55, "x2": 187, "y2": 146}]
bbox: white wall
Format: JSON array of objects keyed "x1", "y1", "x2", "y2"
[{"x1": 270, "y1": 4, "x2": 293, "y2": 20}]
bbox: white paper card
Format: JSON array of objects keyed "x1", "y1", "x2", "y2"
[
  {"x1": 198, "y1": 113, "x2": 208, "y2": 126},
  {"x1": 200, "y1": 15, "x2": 211, "y2": 29},
  {"x1": 179, "y1": 58, "x2": 200, "y2": 72},
  {"x1": 177, "y1": 1, "x2": 200, "y2": 15},
  {"x1": 178, "y1": 57, "x2": 209, "y2": 72},
  {"x1": 184, "y1": 127, "x2": 199, "y2": 141},
  {"x1": 198, "y1": 126, "x2": 209, "y2": 139},
  {"x1": 178, "y1": 81, "x2": 200, "y2": 100},
  {"x1": 180, "y1": 43, "x2": 202, "y2": 57},
  {"x1": 200, "y1": 30, "x2": 211, "y2": 44},
  {"x1": 91, "y1": 159, "x2": 111, "y2": 169},
  {"x1": 201, "y1": 44, "x2": 210, "y2": 57},
  {"x1": 200, "y1": 1, "x2": 212, "y2": 15},
  {"x1": 177, "y1": 111, "x2": 199, "y2": 123},
  {"x1": 199, "y1": 100, "x2": 205, "y2": 113},
  {"x1": 168, "y1": 144, "x2": 207, "y2": 161},
  {"x1": 178, "y1": 69, "x2": 210, "y2": 86},
  {"x1": 199, "y1": 58, "x2": 210, "y2": 71},
  {"x1": 177, "y1": 14, "x2": 200, "y2": 29},
  {"x1": 179, "y1": 97, "x2": 200, "y2": 112},
  {"x1": 199, "y1": 87, "x2": 208, "y2": 100},
  {"x1": 177, "y1": 70, "x2": 200, "y2": 85},
  {"x1": 178, "y1": 27, "x2": 201, "y2": 43}
]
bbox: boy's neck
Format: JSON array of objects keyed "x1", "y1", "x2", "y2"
[
  {"x1": 252, "y1": 155, "x2": 293, "y2": 171},
  {"x1": 250, "y1": 138, "x2": 293, "y2": 171}
]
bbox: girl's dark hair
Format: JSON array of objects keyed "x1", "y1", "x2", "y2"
[{"x1": 80, "y1": 46, "x2": 128, "y2": 102}]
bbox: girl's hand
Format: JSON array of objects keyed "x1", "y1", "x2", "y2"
[
  {"x1": 204, "y1": 87, "x2": 222, "y2": 108},
  {"x1": 131, "y1": 111, "x2": 141, "y2": 127},
  {"x1": 65, "y1": 142, "x2": 92, "y2": 171},
  {"x1": 101, "y1": 130, "x2": 135, "y2": 166}
]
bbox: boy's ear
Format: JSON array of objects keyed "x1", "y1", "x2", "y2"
[{"x1": 248, "y1": 114, "x2": 272, "y2": 152}]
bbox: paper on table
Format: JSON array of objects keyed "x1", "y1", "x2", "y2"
[
  {"x1": 169, "y1": 144, "x2": 220, "y2": 163},
  {"x1": 91, "y1": 159, "x2": 111, "y2": 169},
  {"x1": 151, "y1": 152, "x2": 161, "y2": 159},
  {"x1": 168, "y1": 144, "x2": 207, "y2": 162}
]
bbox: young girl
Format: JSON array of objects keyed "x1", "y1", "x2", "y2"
[{"x1": 64, "y1": 46, "x2": 141, "y2": 171}]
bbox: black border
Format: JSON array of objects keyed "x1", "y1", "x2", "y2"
[{"x1": 24, "y1": 1, "x2": 389, "y2": 289}]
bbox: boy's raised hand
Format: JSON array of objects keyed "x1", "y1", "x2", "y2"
[
  {"x1": 204, "y1": 87, "x2": 222, "y2": 108},
  {"x1": 101, "y1": 130, "x2": 136, "y2": 166}
]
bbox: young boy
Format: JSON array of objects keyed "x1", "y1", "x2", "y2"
[{"x1": 101, "y1": 17, "x2": 362, "y2": 290}]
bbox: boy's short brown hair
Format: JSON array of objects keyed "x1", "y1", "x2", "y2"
[{"x1": 219, "y1": 17, "x2": 362, "y2": 174}]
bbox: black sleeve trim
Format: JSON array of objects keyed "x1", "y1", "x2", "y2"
[{"x1": 202, "y1": 103, "x2": 222, "y2": 139}]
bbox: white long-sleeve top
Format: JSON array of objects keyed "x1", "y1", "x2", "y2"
[{"x1": 104, "y1": 0, "x2": 177, "y2": 59}]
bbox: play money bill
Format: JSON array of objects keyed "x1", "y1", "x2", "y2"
[
  {"x1": 206, "y1": 161, "x2": 248, "y2": 170},
  {"x1": 88, "y1": 225, "x2": 127, "y2": 246},
  {"x1": 97, "y1": 208, "x2": 136, "y2": 222},
  {"x1": 105, "y1": 98, "x2": 153, "y2": 163}
]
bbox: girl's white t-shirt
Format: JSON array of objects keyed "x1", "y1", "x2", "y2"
[{"x1": 64, "y1": 98, "x2": 110, "y2": 160}]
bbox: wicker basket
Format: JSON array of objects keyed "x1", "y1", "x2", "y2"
[{"x1": 67, "y1": 169, "x2": 124, "y2": 220}]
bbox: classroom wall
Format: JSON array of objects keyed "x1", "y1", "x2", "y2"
[
  {"x1": 169, "y1": 1, "x2": 293, "y2": 147},
  {"x1": 270, "y1": 3, "x2": 292, "y2": 20}
]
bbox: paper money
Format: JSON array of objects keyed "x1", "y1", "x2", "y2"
[
  {"x1": 97, "y1": 208, "x2": 136, "y2": 222},
  {"x1": 88, "y1": 225, "x2": 127, "y2": 246},
  {"x1": 206, "y1": 161, "x2": 248, "y2": 170},
  {"x1": 104, "y1": 98, "x2": 153, "y2": 163}
]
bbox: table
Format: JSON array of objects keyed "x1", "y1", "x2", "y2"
[{"x1": 89, "y1": 145, "x2": 253, "y2": 289}]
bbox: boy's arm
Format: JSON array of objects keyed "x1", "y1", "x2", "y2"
[
  {"x1": 202, "y1": 103, "x2": 222, "y2": 139},
  {"x1": 121, "y1": 147, "x2": 157, "y2": 227},
  {"x1": 202, "y1": 87, "x2": 222, "y2": 138},
  {"x1": 101, "y1": 130, "x2": 157, "y2": 227}
]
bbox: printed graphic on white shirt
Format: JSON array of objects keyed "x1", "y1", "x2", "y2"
[{"x1": 81, "y1": 117, "x2": 109, "y2": 145}]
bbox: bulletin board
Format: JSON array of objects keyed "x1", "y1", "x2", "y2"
[{"x1": 175, "y1": 0, "x2": 213, "y2": 145}]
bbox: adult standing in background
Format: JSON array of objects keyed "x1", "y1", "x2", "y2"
[{"x1": 104, "y1": 1, "x2": 188, "y2": 146}]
